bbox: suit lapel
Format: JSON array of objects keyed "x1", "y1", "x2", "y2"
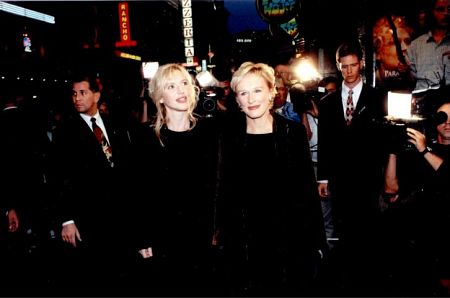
[
  {"x1": 101, "y1": 115, "x2": 117, "y2": 149},
  {"x1": 336, "y1": 89, "x2": 347, "y2": 125},
  {"x1": 354, "y1": 85, "x2": 368, "y2": 115}
]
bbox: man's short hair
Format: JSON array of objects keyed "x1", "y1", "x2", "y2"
[{"x1": 336, "y1": 41, "x2": 363, "y2": 63}]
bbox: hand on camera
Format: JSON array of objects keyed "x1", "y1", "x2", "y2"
[{"x1": 406, "y1": 127, "x2": 426, "y2": 152}]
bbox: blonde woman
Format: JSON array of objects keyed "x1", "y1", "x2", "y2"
[
  {"x1": 218, "y1": 62, "x2": 326, "y2": 296},
  {"x1": 132, "y1": 63, "x2": 220, "y2": 296}
]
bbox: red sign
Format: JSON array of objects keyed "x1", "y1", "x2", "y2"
[{"x1": 116, "y1": 2, "x2": 137, "y2": 48}]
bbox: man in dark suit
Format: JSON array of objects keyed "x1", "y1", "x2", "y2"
[
  {"x1": 0, "y1": 87, "x2": 29, "y2": 291},
  {"x1": 52, "y1": 72, "x2": 137, "y2": 292},
  {"x1": 0, "y1": 83, "x2": 54, "y2": 293},
  {"x1": 317, "y1": 41, "x2": 387, "y2": 294}
]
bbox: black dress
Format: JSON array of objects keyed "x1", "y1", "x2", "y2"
[
  {"x1": 219, "y1": 112, "x2": 327, "y2": 296},
  {"x1": 132, "y1": 117, "x2": 220, "y2": 296}
]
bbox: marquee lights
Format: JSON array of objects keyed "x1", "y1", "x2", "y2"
[
  {"x1": 115, "y1": 50, "x2": 142, "y2": 61},
  {"x1": 0, "y1": 2, "x2": 55, "y2": 24}
]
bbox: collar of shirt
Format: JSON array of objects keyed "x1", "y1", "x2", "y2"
[
  {"x1": 286, "y1": 92, "x2": 292, "y2": 103},
  {"x1": 426, "y1": 30, "x2": 450, "y2": 44},
  {"x1": 341, "y1": 79, "x2": 363, "y2": 107},
  {"x1": 80, "y1": 112, "x2": 100, "y2": 129},
  {"x1": 80, "y1": 112, "x2": 111, "y2": 144}
]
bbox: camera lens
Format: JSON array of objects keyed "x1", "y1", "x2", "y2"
[{"x1": 202, "y1": 97, "x2": 216, "y2": 112}]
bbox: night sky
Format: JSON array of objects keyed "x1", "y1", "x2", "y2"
[{"x1": 224, "y1": 0, "x2": 268, "y2": 34}]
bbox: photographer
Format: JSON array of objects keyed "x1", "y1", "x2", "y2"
[
  {"x1": 383, "y1": 99, "x2": 450, "y2": 295},
  {"x1": 290, "y1": 76, "x2": 339, "y2": 250},
  {"x1": 272, "y1": 78, "x2": 301, "y2": 122}
]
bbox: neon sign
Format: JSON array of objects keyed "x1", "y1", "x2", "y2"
[
  {"x1": 116, "y1": 2, "x2": 137, "y2": 48},
  {"x1": 256, "y1": 0, "x2": 299, "y2": 24}
]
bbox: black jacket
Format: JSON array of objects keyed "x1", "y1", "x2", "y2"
[
  {"x1": 218, "y1": 112, "x2": 327, "y2": 295},
  {"x1": 52, "y1": 112, "x2": 136, "y2": 245}
]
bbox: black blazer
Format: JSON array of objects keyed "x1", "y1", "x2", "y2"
[
  {"x1": 0, "y1": 107, "x2": 48, "y2": 225},
  {"x1": 132, "y1": 116, "x2": 220, "y2": 263},
  {"x1": 52, "y1": 112, "x2": 136, "y2": 245},
  {"x1": 219, "y1": 112, "x2": 327, "y2": 293},
  {"x1": 317, "y1": 84, "x2": 387, "y2": 210}
]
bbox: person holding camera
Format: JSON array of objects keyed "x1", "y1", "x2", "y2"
[
  {"x1": 300, "y1": 76, "x2": 340, "y2": 251},
  {"x1": 383, "y1": 98, "x2": 450, "y2": 295}
]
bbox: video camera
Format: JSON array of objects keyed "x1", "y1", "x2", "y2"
[
  {"x1": 196, "y1": 87, "x2": 226, "y2": 117},
  {"x1": 289, "y1": 82, "x2": 329, "y2": 115},
  {"x1": 383, "y1": 88, "x2": 449, "y2": 152}
]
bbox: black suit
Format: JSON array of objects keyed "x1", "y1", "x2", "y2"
[
  {"x1": 0, "y1": 106, "x2": 47, "y2": 224},
  {"x1": 317, "y1": 84, "x2": 387, "y2": 293},
  {"x1": 0, "y1": 105, "x2": 49, "y2": 292},
  {"x1": 318, "y1": 84, "x2": 386, "y2": 230},
  {"x1": 52, "y1": 111, "x2": 136, "y2": 290}
]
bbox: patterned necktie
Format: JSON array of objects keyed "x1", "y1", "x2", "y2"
[
  {"x1": 91, "y1": 117, "x2": 114, "y2": 167},
  {"x1": 345, "y1": 89, "x2": 354, "y2": 125}
]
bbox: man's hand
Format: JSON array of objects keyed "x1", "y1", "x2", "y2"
[
  {"x1": 406, "y1": 127, "x2": 426, "y2": 152},
  {"x1": 62, "y1": 223, "x2": 81, "y2": 248},
  {"x1": 7, "y1": 209, "x2": 19, "y2": 232},
  {"x1": 318, "y1": 183, "x2": 329, "y2": 199}
]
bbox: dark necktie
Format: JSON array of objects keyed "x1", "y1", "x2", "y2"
[
  {"x1": 91, "y1": 117, "x2": 114, "y2": 167},
  {"x1": 345, "y1": 89, "x2": 354, "y2": 125}
]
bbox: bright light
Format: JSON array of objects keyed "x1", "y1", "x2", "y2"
[
  {"x1": 196, "y1": 71, "x2": 218, "y2": 88},
  {"x1": 0, "y1": 2, "x2": 55, "y2": 24},
  {"x1": 142, "y1": 62, "x2": 159, "y2": 80},
  {"x1": 292, "y1": 58, "x2": 321, "y2": 83},
  {"x1": 388, "y1": 92, "x2": 412, "y2": 119}
]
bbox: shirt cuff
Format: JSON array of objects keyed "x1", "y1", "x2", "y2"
[{"x1": 62, "y1": 220, "x2": 75, "y2": 227}]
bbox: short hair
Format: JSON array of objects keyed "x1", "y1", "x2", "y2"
[
  {"x1": 70, "y1": 72, "x2": 100, "y2": 92},
  {"x1": 318, "y1": 76, "x2": 339, "y2": 88},
  {"x1": 336, "y1": 41, "x2": 363, "y2": 63},
  {"x1": 429, "y1": 84, "x2": 450, "y2": 112},
  {"x1": 230, "y1": 61, "x2": 277, "y2": 99}
]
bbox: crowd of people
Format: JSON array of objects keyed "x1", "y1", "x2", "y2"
[{"x1": 2, "y1": 18, "x2": 450, "y2": 296}]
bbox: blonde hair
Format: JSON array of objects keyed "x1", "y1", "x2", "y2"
[
  {"x1": 230, "y1": 62, "x2": 277, "y2": 104},
  {"x1": 148, "y1": 63, "x2": 199, "y2": 145},
  {"x1": 372, "y1": 16, "x2": 413, "y2": 53}
]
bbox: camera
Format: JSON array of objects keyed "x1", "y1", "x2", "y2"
[
  {"x1": 383, "y1": 116, "x2": 429, "y2": 152},
  {"x1": 196, "y1": 87, "x2": 223, "y2": 117},
  {"x1": 289, "y1": 83, "x2": 327, "y2": 114}
]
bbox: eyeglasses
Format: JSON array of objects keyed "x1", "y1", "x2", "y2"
[{"x1": 434, "y1": 5, "x2": 450, "y2": 13}]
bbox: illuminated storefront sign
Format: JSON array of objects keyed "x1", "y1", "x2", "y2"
[
  {"x1": 256, "y1": 0, "x2": 299, "y2": 24},
  {"x1": 23, "y1": 33, "x2": 32, "y2": 52},
  {"x1": 182, "y1": 0, "x2": 197, "y2": 66},
  {"x1": 115, "y1": 50, "x2": 141, "y2": 61},
  {"x1": 116, "y1": 2, "x2": 137, "y2": 48},
  {"x1": 0, "y1": 2, "x2": 55, "y2": 24}
]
